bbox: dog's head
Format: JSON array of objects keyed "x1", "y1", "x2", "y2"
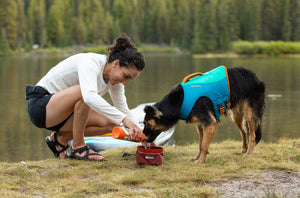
[{"x1": 143, "y1": 105, "x2": 168, "y2": 143}]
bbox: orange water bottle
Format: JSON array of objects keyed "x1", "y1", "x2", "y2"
[{"x1": 112, "y1": 126, "x2": 145, "y2": 142}]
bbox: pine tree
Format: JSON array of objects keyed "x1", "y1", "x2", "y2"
[
  {"x1": 176, "y1": 0, "x2": 193, "y2": 49},
  {"x1": 112, "y1": 0, "x2": 126, "y2": 33},
  {"x1": 248, "y1": 0, "x2": 262, "y2": 41},
  {"x1": 1, "y1": 0, "x2": 18, "y2": 50},
  {"x1": 27, "y1": 0, "x2": 46, "y2": 47},
  {"x1": 290, "y1": 0, "x2": 300, "y2": 40},
  {"x1": 191, "y1": 0, "x2": 203, "y2": 53},
  {"x1": 16, "y1": 0, "x2": 26, "y2": 49},
  {"x1": 281, "y1": 0, "x2": 292, "y2": 41},
  {"x1": 216, "y1": 0, "x2": 230, "y2": 50},
  {"x1": 227, "y1": 0, "x2": 239, "y2": 41},
  {"x1": 71, "y1": 17, "x2": 86, "y2": 45},
  {"x1": 46, "y1": 0, "x2": 66, "y2": 46},
  {"x1": 91, "y1": 0, "x2": 109, "y2": 44},
  {"x1": 199, "y1": 0, "x2": 218, "y2": 52},
  {"x1": 156, "y1": 0, "x2": 171, "y2": 43},
  {"x1": 0, "y1": 28, "x2": 11, "y2": 54},
  {"x1": 262, "y1": 0, "x2": 277, "y2": 40}
]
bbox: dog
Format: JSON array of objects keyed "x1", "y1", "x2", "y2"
[{"x1": 143, "y1": 66, "x2": 265, "y2": 163}]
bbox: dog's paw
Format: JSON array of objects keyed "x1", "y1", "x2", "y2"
[
  {"x1": 189, "y1": 157, "x2": 205, "y2": 163},
  {"x1": 241, "y1": 148, "x2": 247, "y2": 153},
  {"x1": 194, "y1": 159, "x2": 205, "y2": 163},
  {"x1": 243, "y1": 153, "x2": 251, "y2": 159}
]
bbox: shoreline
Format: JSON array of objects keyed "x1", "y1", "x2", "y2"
[{"x1": 2, "y1": 44, "x2": 300, "y2": 58}]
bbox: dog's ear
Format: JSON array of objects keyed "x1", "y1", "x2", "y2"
[
  {"x1": 144, "y1": 105, "x2": 162, "y2": 119},
  {"x1": 144, "y1": 105, "x2": 156, "y2": 116}
]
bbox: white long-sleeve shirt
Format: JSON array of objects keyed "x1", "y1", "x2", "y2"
[{"x1": 36, "y1": 52, "x2": 134, "y2": 124}]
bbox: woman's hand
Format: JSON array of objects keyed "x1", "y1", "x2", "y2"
[{"x1": 122, "y1": 117, "x2": 143, "y2": 141}]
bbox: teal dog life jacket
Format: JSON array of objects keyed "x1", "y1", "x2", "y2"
[{"x1": 180, "y1": 66, "x2": 231, "y2": 120}]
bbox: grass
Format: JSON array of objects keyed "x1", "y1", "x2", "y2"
[{"x1": 0, "y1": 138, "x2": 299, "y2": 197}]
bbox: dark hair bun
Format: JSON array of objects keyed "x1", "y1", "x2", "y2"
[
  {"x1": 108, "y1": 35, "x2": 136, "y2": 54},
  {"x1": 107, "y1": 35, "x2": 145, "y2": 71}
]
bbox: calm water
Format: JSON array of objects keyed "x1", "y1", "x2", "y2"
[{"x1": 0, "y1": 54, "x2": 300, "y2": 162}]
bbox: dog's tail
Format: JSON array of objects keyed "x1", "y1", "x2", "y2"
[{"x1": 254, "y1": 81, "x2": 266, "y2": 144}]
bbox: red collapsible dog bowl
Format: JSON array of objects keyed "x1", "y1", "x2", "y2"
[{"x1": 136, "y1": 146, "x2": 164, "y2": 165}]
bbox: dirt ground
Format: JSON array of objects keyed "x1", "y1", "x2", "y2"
[{"x1": 210, "y1": 170, "x2": 300, "y2": 198}]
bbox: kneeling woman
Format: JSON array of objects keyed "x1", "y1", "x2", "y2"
[{"x1": 26, "y1": 35, "x2": 145, "y2": 161}]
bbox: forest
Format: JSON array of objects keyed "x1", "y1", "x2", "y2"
[{"x1": 0, "y1": 0, "x2": 300, "y2": 54}]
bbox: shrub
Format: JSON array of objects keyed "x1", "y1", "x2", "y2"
[{"x1": 232, "y1": 41, "x2": 300, "y2": 55}]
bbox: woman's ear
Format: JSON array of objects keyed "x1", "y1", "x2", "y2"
[{"x1": 112, "y1": 60, "x2": 120, "y2": 68}]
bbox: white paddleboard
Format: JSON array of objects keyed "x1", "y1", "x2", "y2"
[{"x1": 68, "y1": 103, "x2": 175, "y2": 151}]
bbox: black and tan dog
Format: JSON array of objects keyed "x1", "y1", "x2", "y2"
[{"x1": 143, "y1": 66, "x2": 265, "y2": 163}]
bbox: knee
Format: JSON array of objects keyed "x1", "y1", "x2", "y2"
[{"x1": 74, "y1": 98, "x2": 90, "y2": 112}]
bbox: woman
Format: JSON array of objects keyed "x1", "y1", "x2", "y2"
[{"x1": 25, "y1": 35, "x2": 145, "y2": 161}]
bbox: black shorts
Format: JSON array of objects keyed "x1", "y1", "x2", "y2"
[{"x1": 25, "y1": 85, "x2": 72, "y2": 131}]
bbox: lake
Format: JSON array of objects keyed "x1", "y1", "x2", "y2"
[{"x1": 0, "y1": 53, "x2": 299, "y2": 162}]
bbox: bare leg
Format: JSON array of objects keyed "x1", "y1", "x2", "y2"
[
  {"x1": 71, "y1": 99, "x2": 90, "y2": 148},
  {"x1": 45, "y1": 85, "x2": 116, "y2": 160}
]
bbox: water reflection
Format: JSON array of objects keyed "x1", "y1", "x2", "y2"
[{"x1": 0, "y1": 54, "x2": 299, "y2": 162}]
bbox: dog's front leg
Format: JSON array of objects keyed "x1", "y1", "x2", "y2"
[
  {"x1": 244, "y1": 105, "x2": 257, "y2": 158},
  {"x1": 244, "y1": 119, "x2": 256, "y2": 158},
  {"x1": 190, "y1": 125, "x2": 203, "y2": 162},
  {"x1": 196, "y1": 122, "x2": 217, "y2": 163},
  {"x1": 231, "y1": 108, "x2": 248, "y2": 153}
]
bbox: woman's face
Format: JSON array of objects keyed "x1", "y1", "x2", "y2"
[{"x1": 109, "y1": 60, "x2": 140, "y2": 86}]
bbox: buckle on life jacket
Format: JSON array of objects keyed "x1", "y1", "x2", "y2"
[
  {"x1": 225, "y1": 100, "x2": 231, "y2": 109},
  {"x1": 217, "y1": 104, "x2": 225, "y2": 114}
]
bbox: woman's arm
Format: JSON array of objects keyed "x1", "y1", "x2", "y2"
[
  {"x1": 77, "y1": 56, "x2": 127, "y2": 125},
  {"x1": 109, "y1": 85, "x2": 142, "y2": 139}
]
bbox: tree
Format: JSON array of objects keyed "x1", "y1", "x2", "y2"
[
  {"x1": 139, "y1": 0, "x2": 157, "y2": 43},
  {"x1": 262, "y1": 0, "x2": 277, "y2": 40},
  {"x1": 46, "y1": 0, "x2": 66, "y2": 46},
  {"x1": 0, "y1": 28, "x2": 11, "y2": 54},
  {"x1": 27, "y1": 0, "x2": 46, "y2": 47},
  {"x1": 191, "y1": 0, "x2": 203, "y2": 53},
  {"x1": 176, "y1": 0, "x2": 194, "y2": 49},
  {"x1": 216, "y1": 0, "x2": 230, "y2": 50},
  {"x1": 83, "y1": 0, "x2": 114, "y2": 44},
  {"x1": 71, "y1": 17, "x2": 86, "y2": 45},
  {"x1": 112, "y1": 0, "x2": 126, "y2": 33},
  {"x1": 248, "y1": 0, "x2": 262, "y2": 41},
  {"x1": 227, "y1": 0, "x2": 239, "y2": 41},
  {"x1": 281, "y1": 0, "x2": 292, "y2": 41},
  {"x1": 16, "y1": 0, "x2": 26, "y2": 49},
  {"x1": 290, "y1": 0, "x2": 300, "y2": 41},
  {"x1": 199, "y1": 0, "x2": 218, "y2": 52},
  {"x1": 1, "y1": 0, "x2": 18, "y2": 50}
]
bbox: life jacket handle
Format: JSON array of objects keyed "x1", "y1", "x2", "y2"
[{"x1": 182, "y1": 72, "x2": 203, "y2": 83}]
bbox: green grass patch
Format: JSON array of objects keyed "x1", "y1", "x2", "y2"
[
  {"x1": 232, "y1": 41, "x2": 300, "y2": 56},
  {"x1": 0, "y1": 139, "x2": 299, "y2": 197}
]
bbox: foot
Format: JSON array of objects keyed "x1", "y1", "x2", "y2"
[
  {"x1": 45, "y1": 132, "x2": 68, "y2": 159},
  {"x1": 70, "y1": 145, "x2": 105, "y2": 161},
  {"x1": 52, "y1": 132, "x2": 69, "y2": 159}
]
